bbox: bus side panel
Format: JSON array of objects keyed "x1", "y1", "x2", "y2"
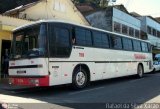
[
  {"x1": 49, "y1": 62, "x2": 61, "y2": 86},
  {"x1": 49, "y1": 61, "x2": 79, "y2": 86},
  {"x1": 48, "y1": 49, "x2": 152, "y2": 86},
  {"x1": 102, "y1": 50, "x2": 138, "y2": 79}
]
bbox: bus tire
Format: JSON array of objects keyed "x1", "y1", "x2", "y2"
[
  {"x1": 152, "y1": 68, "x2": 156, "y2": 73},
  {"x1": 137, "y1": 64, "x2": 144, "y2": 78},
  {"x1": 72, "y1": 67, "x2": 88, "y2": 89}
]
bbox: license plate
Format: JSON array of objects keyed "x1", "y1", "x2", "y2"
[{"x1": 17, "y1": 70, "x2": 26, "y2": 74}]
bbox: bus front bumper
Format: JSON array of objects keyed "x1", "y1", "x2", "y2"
[{"x1": 9, "y1": 76, "x2": 49, "y2": 87}]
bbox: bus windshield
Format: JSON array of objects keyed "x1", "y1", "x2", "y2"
[{"x1": 11, "y1": 23, "x2": 47, "y2": 59}]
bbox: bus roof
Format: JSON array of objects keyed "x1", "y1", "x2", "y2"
[{"x1": 13, "y1": 20, "x2": 150, "y2": 43}]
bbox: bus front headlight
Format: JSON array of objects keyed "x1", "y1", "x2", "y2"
[{"x1": 29, "y1": 79, "x2": 39, "y2": 86}]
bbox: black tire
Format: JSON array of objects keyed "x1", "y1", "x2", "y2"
[
  {"x1": 152, "y1": 68, "x2": 156, "y2": 73},
  {"x1": 72, "y1": 67, "x2": 88, "y2": 89},
  {"x1": 137, "y1": 64, "x2": 144, "y2": 78}
]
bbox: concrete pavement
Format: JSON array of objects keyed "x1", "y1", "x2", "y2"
[
  {"x1": 146, "y1": 95, "x2": 160, "y2": 103},
  {"x1": 0, "y1": 73, "x2": 160, "y2": 109},
  {"x1": 0, "y1": 94, "x2": 160, "y2": 109},
  {"x1": 0, "y1": 94, "x2": 73, "y2": 109},
  {"x1": 0, "y1": 94, "x2": 46, "y2": 103}
]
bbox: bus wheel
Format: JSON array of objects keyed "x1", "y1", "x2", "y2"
[
  {"x1": 152, "y1": 68, "x2": 156, "y2": 73},
  {"x1": 72, "y1": 68, "x2": 88, "y2": 89},
  {"x1": 137, "y1": 64, "x2": 144, "y2": 78}
]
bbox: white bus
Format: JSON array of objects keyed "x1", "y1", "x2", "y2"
[{"x1": 9, "y1": 20, "x2": 153, "y2": 89}]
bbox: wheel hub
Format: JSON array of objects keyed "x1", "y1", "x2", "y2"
[{"x1": 76, "y1": 72, "x2": 86, "y2": 86}]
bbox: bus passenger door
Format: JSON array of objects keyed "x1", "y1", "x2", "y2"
[
  {"x1": 48, "y1": 23, "x2": 72, "y2": 86},
  {"x1": 49, "y1": 62, "x2": 63, "y2": 85}
]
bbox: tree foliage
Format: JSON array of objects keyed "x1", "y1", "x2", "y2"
[{"x1": 99, "y1": 0, "x2": 109, "y2": 8}]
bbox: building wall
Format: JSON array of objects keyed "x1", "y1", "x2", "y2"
[
  {"x1": 0, "y1": 15, "x2": 32, "y2": 28},
  {"x1": 138, "y1": 16, "x2": 146, "y2": 32},
  {"x1": 146, "y1": 17, "x2": 160, "y2": 29},
  {"x1": 0, "y1": 15, "x2": 32, "y2": 78},
  {"x1": 113, "y1": 8, "x2": 140, "y2": 30},
  {"x1": 138, "y1": 16, "x2": 160, "y2": 48},
  {"x1": 18, "y1": 0, "x2": 89, "y2": 25},
  {"x1": 86, "y1": 7, "x2": 141, "y2": 38},
  {"x1": 86, "y1": 11, "x2": 109, "y2": 30}
]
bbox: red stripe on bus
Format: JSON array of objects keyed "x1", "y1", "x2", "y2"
[{"x1": 10, "y1": 76, "x2": 49, "y2": 87}]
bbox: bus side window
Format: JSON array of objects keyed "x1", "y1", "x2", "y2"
[
  {"x1": 122, "y1": 38, "x2": 133, "y2": 51},
  {"x1": 93, "y1": 31, "x2": 102, "y2": 48},
  {"x1": 133, "y1": 40, "x2": 141, "y2": 52},
  {"x1": 141, "y1": 42, "x2": 148, "y2": 52},
  {"x1": 147, "y1": 43, "x2": 152, "y2": 53},
  {"x1": 85, "y1": 30, "x2": 92, "y2": 46},
  {"x1": 71, "y1": 28, "x2": 76, "y2": 45},
  {"x1": 110, "y1": 35, "x2": 122, "y2": 49},
  {"x1": 72, "y1": 36, "x2": 76, "y2": 44},
  {"x1": 75, "y1": 27, "x2": 86, "y2": 46},
  {"x1": 49, "y1": 24, "x2": 71, "y2": 57},
  {"x1": 75, "y1": 27, "x2": 92, "y2": 46},
  {"x1": 101, "y1": 33, "x2": 109, "y2": 48},
  {"x1": 54, "y1": 27, "x2": 70, "y2": 57}
]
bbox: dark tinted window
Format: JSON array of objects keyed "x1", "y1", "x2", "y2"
[
  {"x1": 93, "y1": 32, "x2": 109, "y2": 48},
  {"x1": 147, "y1": 26, "x2": 152, "y2": 34},
  {"x1": 85, "y1": 30, "x2": 92, "y2": 46},
  {"x1": 141, "y1": 42, "x2": 148, "y2": 52},
  {"x1": 157, "y1": 31, "x2": 160, "y2": 38},
  {"x1": 110, "y1": 35, "x2": 122, "y2": 49},
  {"x1": 101, "y1": 33, "x2": 109, "y2": 48},
  {"x1": 133, "y1": 40, "x2": 141, "y2": 52},
  {"x1": 122, "y1": 25, "x2": 128, "y2": 34},
  {"x1": 49, "y1": 25, "x2": 56, "y2": 56},
  {"x1": 55, "y1": 27, "x2": 70, "y2": 56},
  {"x1": 114, "y1": 22, "x2": 121, "y2": 33},
  {"x1": 75, "y1": 28, "x2": 92, "y2": 46},
  {"x1": 153, "y1": 29, "x2": 156, "y2": 36},
  {"x1": 75, "y1": 28, "x2": 85, "y2": 45},
  {"x1": 49, "y1": 25, "x2": 71, "y2": 57},
  {"x1": 129, "y1": 27, "x2": 134, "y2": 37},
  {"x1": 135, "y1": 30, "x2": 140, "y2": 38},
  {"x1": 93, "y1": 31, "x2": 102, "y2": 47},
  {"x1": 148, "y1": 43, "x2": 152, "y2": 52},
  {"x1": 122, "y1": 38, "x2": 133, "y2": 51}
]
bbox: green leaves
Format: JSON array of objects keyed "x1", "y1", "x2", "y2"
[{"x1": 99, "y1": 0, "x2": 109, "y2": 8}]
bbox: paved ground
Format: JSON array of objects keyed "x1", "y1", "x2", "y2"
[{"x1": 0, "y1": 72, "x2": 160, "y2": 109}]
